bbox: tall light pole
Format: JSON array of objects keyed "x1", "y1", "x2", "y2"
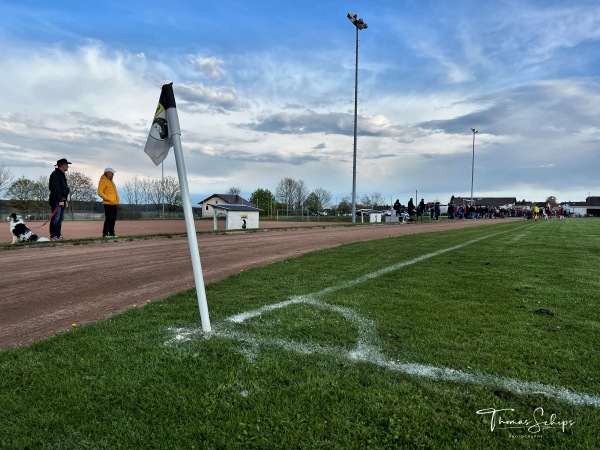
[
  {"x1": 470, "y1": 128, "x2": 478, "y2": 208},
  {"x1": 348, "y1": 12, "x2": 367, "y2": 224}
]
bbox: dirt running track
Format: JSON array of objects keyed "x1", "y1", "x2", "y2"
[{"x1": 0, "y1": 219, "x2": 516, "y2": 350}]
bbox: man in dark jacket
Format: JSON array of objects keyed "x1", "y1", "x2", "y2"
[
  {"x1": 48, "y1": 158, "x2": 71, "y2": 240},
  {"x1": 418, "y1": 198, "x2": 426, "y2": 221},
  {"x1": 393, "y1": 199, "x2": 401, "y2": 216},
  {"x1": 407, "y1": 198, "x2": 415, "y2": 221}
]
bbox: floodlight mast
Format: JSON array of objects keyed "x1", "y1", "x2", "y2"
[
  {"x1": 347, "y1": 13, "x2": 368, "y2": 224},
  {"x1": 470, "y1": 128, "x2": 478, "y2": 209}
]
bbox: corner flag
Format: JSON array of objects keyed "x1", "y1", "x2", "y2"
[
  {"x1": 144, "y1": 83, "x2": 181, "y2": 165},
  {"x1": 144, "y1": 83, "x2": 211, "y2": 332}
]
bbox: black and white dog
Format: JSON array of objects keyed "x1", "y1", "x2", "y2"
[{"x1": 7, "y1": 213, "x2": 50, "y2": 244}]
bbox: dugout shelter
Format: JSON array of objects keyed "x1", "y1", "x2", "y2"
[{"x1": 208, "y1": 204, "x2": 261, "y2": 230}]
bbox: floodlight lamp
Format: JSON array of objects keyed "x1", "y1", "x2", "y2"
[
  {"x1": 471, "y1": 128, "x2": 478, "y2": 133},
  {"x1": 347, "y1": 13, "x2": 357, "y2": 22}
]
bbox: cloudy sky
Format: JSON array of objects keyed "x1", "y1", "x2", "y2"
[{"x1": 1, "y1": 0, "x2": 600, "y2": 206}]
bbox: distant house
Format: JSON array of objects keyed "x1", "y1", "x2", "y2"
[
  {"x1": 198, "y1": 194, "x2": 256, "y2": 218},
  {"x1": 512, "y1": 201, "x2": 532, "y2": 212},
  {"x1": 449, "y1": 196, "x2": 517, "y2": 208},
  {"x1": 562, "y1": 196, "x2": 600, "y2": 217}
]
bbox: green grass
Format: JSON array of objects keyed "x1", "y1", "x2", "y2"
[{"x1": 1, "y1": 219, "x2": 599, "y2": 448}]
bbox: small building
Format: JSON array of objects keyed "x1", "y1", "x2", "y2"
[
  {"x1": 369, "y1": 212, "x2": 382, "y2": 223},
  {"x1": 208, "y1": 204, "x2": 261, "y2": 230},
  {"x1": 198, "y1": 194, "x2": 256, "y2": 218},
  {"x1": 563, "y1": 196, "x2": 600, "y2": 217}
]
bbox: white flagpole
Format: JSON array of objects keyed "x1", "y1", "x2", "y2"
[{"x1": 167, "y1": 108, "x2": 211, "y2": 332}]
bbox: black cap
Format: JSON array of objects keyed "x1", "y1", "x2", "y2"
[{"x1": 56, "y1": 158, "x2": 72, "y2": 166}]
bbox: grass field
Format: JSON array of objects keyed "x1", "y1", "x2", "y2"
[{"x1": 1, "y1": 219, "x2": 599, "y2": 448}]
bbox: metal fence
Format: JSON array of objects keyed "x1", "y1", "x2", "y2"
[{"x1": 0, "y1": 202, "x2": 188, "y2": 221}]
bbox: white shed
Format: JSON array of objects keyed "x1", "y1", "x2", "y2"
[
  {"x1": 209, "y1": 204, "x2": 261, "y2": 230},
  {"x1": 369, "y1": 212, "x2": 382, "y2": 223}
]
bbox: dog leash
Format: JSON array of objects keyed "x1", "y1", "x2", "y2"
[{"x1": 38, "y1": 207, "x2": 59, "y2": 228}]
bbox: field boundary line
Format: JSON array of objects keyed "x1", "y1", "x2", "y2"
[
  {"x1": 166, "y1": 223, "x2": 600, "y2": 408},
  {"x1": 229, "y1": 225, "x2": 525, "y2": 323}
]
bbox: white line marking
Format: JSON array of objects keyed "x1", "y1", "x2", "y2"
[{"x1": 165, "y1": 225, "x2": 600, "y2": 408}]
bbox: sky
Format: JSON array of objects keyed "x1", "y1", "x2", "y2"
[{"x1": 1, "y1": 0, "x2": 600, "y2": 207}]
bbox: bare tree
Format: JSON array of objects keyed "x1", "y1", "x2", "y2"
[
  {"x1": 30, "y1": 175, "x2": 49, "y2": 217},
  {"x1": 146, "y1": 178, "x2": 163, "y2": 215},
  {"x1": 370, "y1": 191, "x2": 385, "y2": 209},
  {"x1": 276, "y1": 177, "x2": 296, "y2": 212},
  {"x1": 32, "y1": 175, "x2": 48, "y2": 202},
  {"x1": 313, "y1": 187, "x2": 332, "y2": 210},
  {"x1": 146, "y1": 176, "x2": 182, "y2": 216},
  {"x1": 337, "y1": 195, "x2": 352, "y2": 215},
  {"x1": 359, "y1": 193, "x2": 372, "y2": 208},
  {"x1": 141, "y1": 178, "x2": 151, "y2": 206},
  {"x1": 162, "y1": 176, "x2": 182, "y2": 211},
  {"x1": 226, "y1": 186, "x2": 241, "y2": 195},
  {"x1": 293, "y1": 180, "x2": 309, "y2": 210},
  {"x1": 0, "y1": 163, "x2": 14, "y2": 198},
  {"x1": 66, "y1": 171, "x2": 96, "y2": 217},
  {"x1": 360, "y1": 191, "x2": 385, "y2": 209},
  {"x1": 275, "y1": 178, "x2": 312, "y2": 213},
  {"x1": 123, "y1": 176, "x2": 147, "y2": 219}
]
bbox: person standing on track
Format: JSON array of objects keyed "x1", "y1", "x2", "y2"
[
  {"x1": 407, "y1": 198, "x2": 415, "y2": 222},
  {"x1": 97, "y1": 167, "x2": 120, "y2": 238},
  {"x1": 48, "y1": 158, "x2": 71, "y2": 240},
  {"x1": 393, "y1": 199, "x2": 402, "y2": 222},
  {"x1": 418, "y1": 198, "x2": 426, "y2": 221}
]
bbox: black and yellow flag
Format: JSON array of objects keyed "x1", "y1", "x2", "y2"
[{"x1": 144, "y1": 83, "x2": 179, "y2": 165}]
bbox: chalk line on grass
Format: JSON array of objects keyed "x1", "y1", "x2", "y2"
[{"x1": 165, "y1": 225, "x2": 600, "y2": 408}]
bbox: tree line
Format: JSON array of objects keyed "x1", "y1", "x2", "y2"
[
  {"x1": 0, "y1": 162, "x2": 390, "y2": 219},
  {"x1": 122, "y1": 175, "x2": 182, "y2": 218},
  {"x1": 248, "y1": 177, "x2": 388, "y2": 216},
  {"x1": 0, "y1": 163, "x2": 182, "y2": 218}
]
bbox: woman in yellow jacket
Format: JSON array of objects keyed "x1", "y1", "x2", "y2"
[{"x1": 98, "y1": 167, "x2": 120, "y2": 238}]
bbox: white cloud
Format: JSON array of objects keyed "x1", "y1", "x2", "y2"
[
  {"x1": 1, "y1": 1, "x2": 600, "y2": 205},
  {"x1": 190, "y1": 56, "x2": 226, "y2": 80},
  {"x1": 493, "y1": 4, "x2": 600, "y2": 65}
]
